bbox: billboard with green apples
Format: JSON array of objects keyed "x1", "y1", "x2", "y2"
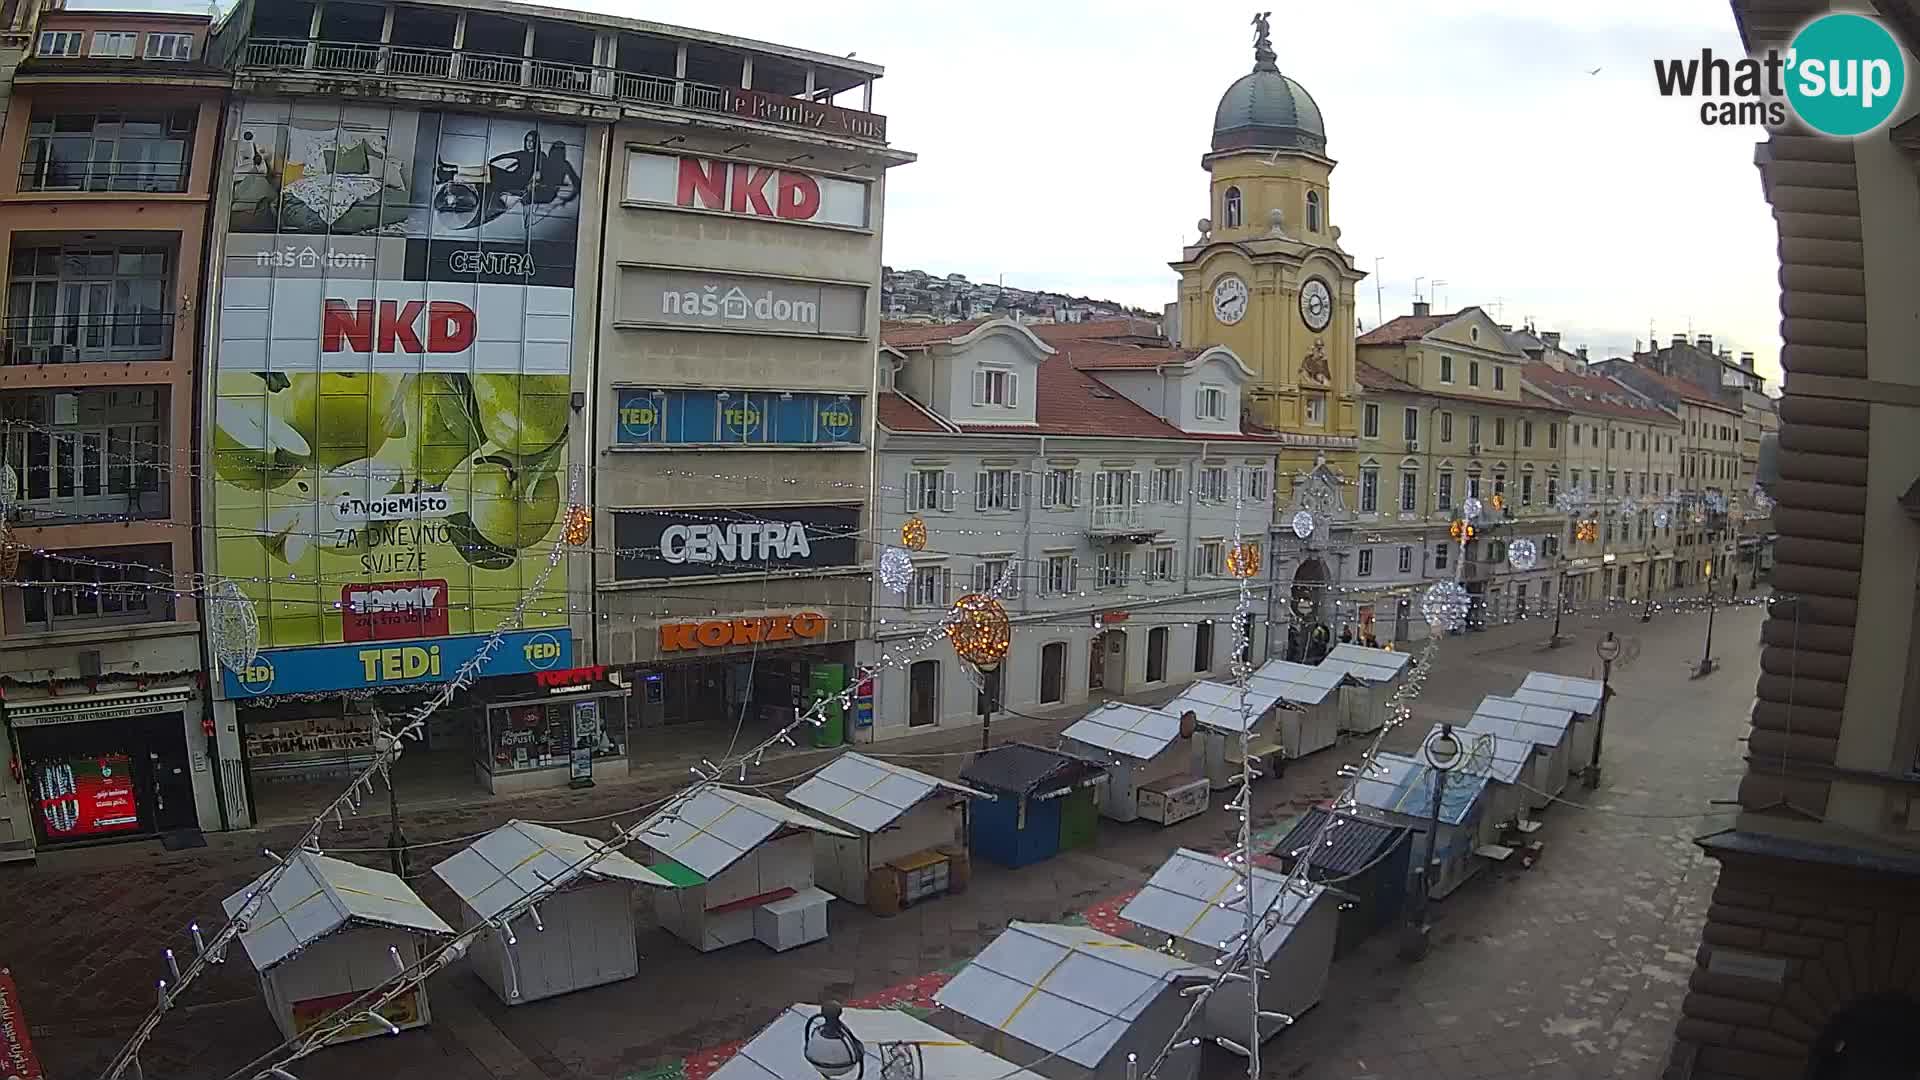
[{"x1": 212, "y1": 100, "x2": 587, "y2": 693}]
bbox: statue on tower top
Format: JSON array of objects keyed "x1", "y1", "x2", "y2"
[{"x1": 1252, "y1": 11, "x2": 1277, "y2": 71}]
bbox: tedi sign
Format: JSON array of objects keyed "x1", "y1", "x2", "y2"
[
  {"x1": 1653, "y1": 13, "x2": 1906, "y2": 135},
  {"x1": 624, "y1": 152, "x2": 870, "y2": 229}
]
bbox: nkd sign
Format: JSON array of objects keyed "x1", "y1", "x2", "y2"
[
  {"x1": 624, "y1": 152, "x2": 870, "y2": 229},
  {"x1": 618, "y1": 267, "x2": 866, "y2": 337},
  {"x1": 612, "y1": 503, "x2": 860, "y2": 580}
]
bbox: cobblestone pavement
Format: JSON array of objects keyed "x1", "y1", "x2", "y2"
[{"x1": 0, "y1": 603, "x2": 1764, "y2": 1080}]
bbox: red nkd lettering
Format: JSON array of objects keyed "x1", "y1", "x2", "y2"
[
  {"x1": 322, "y1": 299, "x2": 475, "y2": 354},
  {"x1": 729, "y1": 164, "x2": 776, "y2": 216},
  {"x1": 676, "y1": 157, "x2": 728, "y2": 211},
  {"x1": 777, "y1": 171, "x2": 821, "y2": 220}
]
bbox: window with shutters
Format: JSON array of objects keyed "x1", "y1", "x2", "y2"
[
  {"x1": 1469, "y1": 360, "x2": 1481, "y2": 387},
  {"x1": 1042, "y1": 468, "x2": 1078, "y2": 509},
  {"x1": 1043, "y1": 553, "x2": 1078, "y2": 596},
  {"x1": 1548, "y1": 422, "x2": 1558, "y2": 449},
  {"x1": 973, "y1": 557, "x2": 1015, "y2": 595},
  {"x1": 1437, "y1": 470, "x2": 1454, "y2": 511},
  {"x1": 1197, "y1": 465, "x2": 1228, "y2": 502},
  {"x1": 1494, "y1": 417, "x2": 1506, "y2": 446},
  {"x1": 1404, "y1": 407, "x2": 1419, "y2": 441},
  {"x1": 1398, "y1": 545, "x2": 1413, "y2": 573},
  {"x1": 1363, "y1": 403, "x2": 1379, "y2": 439},
  {"x1": 1522, "y1": 420, "x2": 1534, "y2": 447},
  {"x1": 1148, "y1": 545, "x2": 1177, "y2": 582},
  {"x1": 1494, "y1": 366, "x2": 1506, "y2": 391},
  {"x1": 1096, "y1": 549, "x2": 1132, "y2": 589},
  {"x1": 1357, "y1": 548, "x2": 1374, "y2": 576},
  {"x1": 1572, "y1": 424, "x2": 1581, "y2": 447},
  {"x1": 1195, "y1": 540, "x2": 1226, "y2": 578},
  {"x1": 1467, "y1": 469, "x2": 1482, "y2": 499},
  {"x1": 1440, "y1": 355, "x2": 1454, "y2": 383},
  {"x1": 975, "y1": 468, "x2": 1021, "y2": 512},
  {"x1": 1149, "y1": 466, "x2": 1183, "y2": 504},
  {"x1": 1400, "y1": 469, "x2": 1418, "y2": 512},
  {"x1": 1196, "y1": 385, "x2": 1226, "y2": 420},
  {"x1": 973, "y1": 367, "x2": 1017, "y2": 407},
  {"x1": 1469, "y1": 415, "x2": 1482, "y2": 447},
  {"x1": 906, "y1": 468, "x2": 950, "y2": 512},
  {"x1": 1521, "y1": 471, "x2": 1534, "y2": 505},
  {"x1": 1237, "y1": 465, "x2": 1269, "y2": 502},
  {"x1": 909, "y1": 566, "x2": 950, "y2": 608},
  {"x1": 1359, "y1": 467, "x2": 1378, "y2": 513},
  {"x1": 1547, "y1": 476, "x2": 1559, "y2": 506},
  {"x1": 1440, "y1": 411, "x2": 1454, "y2": 442}
]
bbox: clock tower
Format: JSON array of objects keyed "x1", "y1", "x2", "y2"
[{"x1": 1171, "y1": 13, "x2": 1365, "y2": 449}]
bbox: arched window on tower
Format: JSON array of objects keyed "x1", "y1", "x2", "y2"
[
  {"x1": 1307, "y1": 191, "x2": 1323, "y2": 232},
  {"x1": 1223, "y1": 186, "x2": 1243, "y2": 228}
]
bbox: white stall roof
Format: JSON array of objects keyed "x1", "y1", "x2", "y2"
[
  {"x1": 935, "y1": 921, "x2": 1205, "y2": 1069},
  {"x1": 1429, "y1": 723, "x2": 1528, "y2": 786},
  {"x1": 1060, "y1": 702, "x2": 1185, "y2": 761},
  {"x1": 1512, "y1": 671, "x2": 1606, "y2": 715},
  {"x1": 1320, "y1": 644, "x2": 1412, "y2": 684},
  {"x1": 713, "y1": 1004, "x2": 1048, "y2": 1080},
  {"x1": 223, "y1": 849, "x2": 452, "y2": 972},
  {"x1": 1352, "y1": 752, "x2": 1488, "y2": 827},
  {"x1": 631, "y1": 788, "x2": 853, "y2": 881},
  {"x1": 1121, "y1": 847, "x2": 1326, "y2": 961},
  {"x1": 1248, "y1": 659, "x2": 1345, "y2": 706},
  {"x1": 433, "y1": 820, "x2": 674, "y2": 921},
  {"x1": 1164, "y1": 680, "x2": 1282, "y2": 733},
  {"x1": 786, "y1": 753, "x2": 989, "y2": 834},
  {"x1": 1470, "y1": 695, "x2": 1575, "y2": 748}
]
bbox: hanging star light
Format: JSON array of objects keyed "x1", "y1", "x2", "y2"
[
  {"x1": 1225, "y1": 541, "x2": 1262, "y2": 579},
  {"x1": 1507, "y1": 537, "x2": 1539, "y2": 572},
  {"x1": 1554, "y1": 484, "x2": 1584, "y2": 516},
  {"x1": 946, "y1": 593, "x2": 1010, "y2": 670},
  {"x1": 208, "y1": 579, "x2": 261, "y2": 675},
  {"x1": 1461, "y1": 496, "x2": 1483, "y2": 523},
  {"x1": 1654, "y1": 505, "x2": 1672, "y2": 529},
  {"x1": 1290, "y1": 509, "x2": 1316, "y2": 539},
  {"x1": 900, "y1": 516, "x2": 928, "y2": 551},
  {"x1": 1421, "y1": 580, "x2": 1472, "y2": 635},
  {"x1": 877, "y1": 546, "x2": 914, "y2": 595}
]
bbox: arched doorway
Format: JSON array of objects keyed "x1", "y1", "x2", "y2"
[
  {"x1": 1808, "y1": 994, "x2": 1920, "y2": 1079},
  {"x1": 1288, "y1": 558, "x2": 1330, "y2": 661}
]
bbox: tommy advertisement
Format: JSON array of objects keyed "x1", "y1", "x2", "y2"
[
  {"x1": 214, "y1": 100, "x2": 586, "y2": 699},
  {"x1": 611, "y1": 503, "x2": 860, "y2": 580}
]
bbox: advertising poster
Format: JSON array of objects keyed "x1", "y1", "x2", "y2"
[
  {"x1": 289, "y1": 986, "x2": 422, "y2": 1041},
  {"x1": 213, "y1": 101, "x2": 584, "y2": 691},
  {"x1": 31, "y1": 752, "x2": 141, "y2": 840},
  {"x1": 0, "y1": 968, "x2": 44, "y2": 1080}
]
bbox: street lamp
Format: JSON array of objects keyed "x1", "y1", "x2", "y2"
[
  {"x1": 803, "y1": 1002, "x2": 865, "y2": 1080},
  {"x1": 1399, "y1": 723, "x2": 1462, "y2": 962},
  {"x1": 947, "y1": 594, "x2": 1010, "y2": 752},
  {"x1": 1694, "y1": 558, "x2": 1718, "y2": 678},
  {"x1": 374, "y1": 718, "x2": 409, "y2": 877},
  {"x1": 1583, "y1": 632, "x2": 1621, "y2": 789},
  {"x1": 1548, "y1": 569, "x2": 1569, "y2": 649}
]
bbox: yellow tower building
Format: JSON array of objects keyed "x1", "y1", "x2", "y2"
[{"x1": 1173, "y1": 15, "x2": 1366, "y2": 628}]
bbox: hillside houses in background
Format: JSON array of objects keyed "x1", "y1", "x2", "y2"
[{"x1": 882, "y1": 266, "x2": 1157, "y2": 325}]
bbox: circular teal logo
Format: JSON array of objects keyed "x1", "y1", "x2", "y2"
[{"x1": 1786, "y1": 13, "x2": 1906, "y2": 136}]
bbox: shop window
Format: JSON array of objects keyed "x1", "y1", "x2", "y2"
[
  {"x1": 17, "y1": 544, "x2": 173, "y2": 632},
  {"x1": 909, "y1": 660, "x2": 939, "y2": 727},
  {"x1": 1039, "y1": 642, "x2": 1066, "y2": 705},
  {"x1": 1193, "y1": 622, "x2": 1213, "y2": 673},
  {"x1": 1146, "y1": 627, "x2": 1168, "y2": 683}
]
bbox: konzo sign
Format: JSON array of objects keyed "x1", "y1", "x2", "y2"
[{"x1": 618, "y1": 267, "x2": 866, "y2": 337}]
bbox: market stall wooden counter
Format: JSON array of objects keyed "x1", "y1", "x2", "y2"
[{"x1": 784, "y1": 752, "x2": 988, "y2": 913}]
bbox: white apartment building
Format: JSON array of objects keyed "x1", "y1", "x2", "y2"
[{"x1": 864, "y1": 319, "x2": 1281, "y2": 737}]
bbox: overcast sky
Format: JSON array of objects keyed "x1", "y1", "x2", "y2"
[{"x1": 124, "y1": 0, "x2": 1783, "y2": 382}]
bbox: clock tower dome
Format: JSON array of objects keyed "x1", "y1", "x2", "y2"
[{"x1": 1171, "y1": 12, "x2": 1365, "y2": 445}]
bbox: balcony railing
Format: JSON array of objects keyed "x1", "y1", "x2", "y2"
[
  {"x1": 18, "y1": 163, "x2": 188, "y2": 194},
  {"x1": 240, "y1": 38, "x2": 889, "y2": 143},
  {"x1": 1089, "y1": 505, "x2": 1142, "y2": 532},
  {"x1": 2, "y1": 313, "x2": 174, "y2": 364}
]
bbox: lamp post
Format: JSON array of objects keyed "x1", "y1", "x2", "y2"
[
  {"x1": 1583, "y1": 632, "x2": 1621, "y2": 789},
  {"x1": 1399, "y1": 723, "x2": 1462, "y2": 962},
  {"x1": 947, "y1": 594, "x2": 1011, "y2": 754},
  {"x1": 803, "y1": 1002, "x2": 865, "y2": 1080},
  {"x1": 1695, "y1": 558, "x2": 1718, "y2": 678},
  {"x1": 1549, "y1": 569, "x2": 1568, "y2": 648},
  {"x1": 975, "y1": 663, "x2": 1001, "y2": 753},
  {"x1": 376, "y1": 716, "x2": 409, "y2": 878}
]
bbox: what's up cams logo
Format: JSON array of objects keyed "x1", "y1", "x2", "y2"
[{"x1": 1654, "y1": 12, "x2": 1907, "y2": 136}]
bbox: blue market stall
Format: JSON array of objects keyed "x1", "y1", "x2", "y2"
[{"x1": 960, "y1": 743, "x2": 1104, "y2": 869}]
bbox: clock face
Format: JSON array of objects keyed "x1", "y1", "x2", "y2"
[
  {"x1": 1299, "y1": 277, "x2": 1333, "y2": 332},
  {"x1": 1212, "y1": 275, "x2": 1249, "y2": 326}
]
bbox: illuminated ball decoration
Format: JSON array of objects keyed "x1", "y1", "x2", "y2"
[
  {"x1": 1576, "y1": 520, "x2": 1599, "y2": 544},
  {"x1": 562, "y1": 504, "x2": 593, "y2": 547},
  {"x1": 1554, "y1": 484, "x2": 1584, "y2": 515},
  {"x1": 946, "y1": 593, "x2": 1011, "y2": 670},
  {"x1": 1507, "y1": 537, "x2": 1539, "y2": 572},
  {"x1": 877, "y1": 546, "x2": 914, "y2": 595},
  {"x1": 1617, "y1": 496, "x2": 1638, "y2": 517},
  {"x1": 1489, "y1": 493, "x2": 1505, "y2": 513},
  {"x1": 1653, "y1": 506, "x2": 1672, "y2": 529},
  {"x1": 1749, "y1": 486, "x2": 1775, "y2": 514},
  {"x1": 1421, "y1": 580, "x2": 1472, "y2": 635},
  {"x1": 900, "y1": 516, "x2": 929, "y2": 552},
  {"x1": 1290, "y1": 509, "x2": 1316, "y2": 539},
  {"x1": 1461, "y1": 496, "x2": 1483, "y2": 523},
  {"x1": 208, "y1": 579, "x2": 262, "y2": 675},
  {"x1": 1705, "y1": 491, "x2": 1728, "y2": 514},
  {"x1": 1225, "y1": 541, "x2": 1262, "y2": 579},
  {"x1": 1449, "y1": 519, "x2": 1477, "y2": 542}
]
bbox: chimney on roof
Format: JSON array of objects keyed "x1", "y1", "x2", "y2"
[
  {"x1": 1542, "y1": 331, "x2": 1561, "y2": 348},
  {"x1": 1671, "y1": 334, "x2": 1687, "y2": 347},
  {"x1": 1696, "y1": 334, "x2": 1713, "y2": 351},
  {"x1": 1740, "y1": 350, "x2": 1755, "y2": 371},
  {"x1": 1412, "y1": 300, "x2": 1431, "y2": 317},
  {"x1": 1577, "y1": 345, "x2": 1589, "y2": 361}
]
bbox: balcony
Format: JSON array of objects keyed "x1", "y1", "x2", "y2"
[
  {"x1": 1088, "y1": 504, "x2": 1161, "y2": 544},
  {"x1": 12, "y1": 543, "x2": 176, "y2": 635},
  {"x1": 20, "y1": 110, "x2": 195, "y2": 195},
  {"x1": 237, "y1": 37, "x2": 889, "y2": 144},
  {"x1": 2, "y1": 314, "x2": 174, "y2": 365},
  {"x1": 2, "y1": 387, "x2": 170, "y2": 524},
  {"x1": 5, "y1": 241, "x2": 176, "y2": 365}
]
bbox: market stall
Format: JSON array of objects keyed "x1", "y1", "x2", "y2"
[
  {"x1": 785, "y1": 752, "x2": 988, "y2": 912},
  {"x1": 713, "y1": 1002, "x2": 1047, "y2": 1080},
  {"x1": 1248, "y1": 660, "x2": 1346, "y2": 758},
  {"x1": 1272, "y1": 807, "x2": 1412, "y2": 956},
  {"x1": 1454, "y1": 708, "x2": 1549, "y2": 837},
  {"x1": 431, "y1": 820, "x2": 672, "y2": 1004},
  {"x1": 1466, "y1": 694, "x2": 1576, "y2": 808},
  {"x1": 1120, "y1": 848, "x2": 1338, "y2": 1046},
  {"x1": 1351, "y1": 751, "x2": 1491, "y2": 900},
  {"x1": 1163, "y1": 681, "x2": 1284, "y2": 791},
  {"x1": 1059, "y1": 703, "x2": 1204, "y2": 825},
  {"x1": 961, "y1": 743, "x2": 1105, "y2": 869},
  {"x1": 1318, "y1": 643, "x2": 1412, "y2": 734},
  {"x1": 224, "y1": 850, "x2": 454, "y2": 1045},
  {"x1": 934, "y1": 921, "x2": 1207, "y2": 1080},
  {"x1": 1510, "y1": 671, "x2": 1606, "y2": 772},
  {"x1": 635, "y1": 788, "x2": 852, "y2": 953}
]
